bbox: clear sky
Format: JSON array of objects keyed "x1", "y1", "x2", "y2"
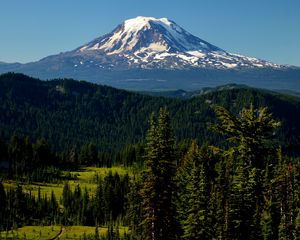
[{"x1": 0, "y1": 0, "x2": 299, "y2": 66}]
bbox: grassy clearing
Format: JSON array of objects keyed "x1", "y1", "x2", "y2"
[
  {"x1": 72, "y1": 166, "x2": 129, "y2": 182},
  {"x1": 0, "y1": 225, "x2": 129, "y2": 239},
  {"x1": 0, "y1": 225, "x2": 60, "y2": 240},
  {"x1": 3, "y1": 166, "x2": 131, "y2": 200}
]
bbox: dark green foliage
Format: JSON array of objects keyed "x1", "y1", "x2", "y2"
[
  {"x1": 176, "y1": 141, "x2": 217, "y2": 240},
  {"x1": 0, "y1": 75, "x2": 300, "y2": 240},
  {"x1": 141, "y1": 108, "x2": 177, "y2": 240},
  {"x1": 126, "y1": 175, "x2": 143, "y2": 239},
  {"x1": 59, "y1": 173, "x2": 129, "y2": 226},
  {"x1": 176, "y1": 141, "x2": 199, "y2": 228},
  {"x1": 1, "y1": 135, "x2": 63, "y2": 182},
  {"x1": 211, "y1": 105, "x2": 281, "y2": 168},
  {"x1": 0, "y1": 183, "x2": 60, "y2": 230},
  {"x1": 182, "y1": 157, "x2": 210, "y2": 240},
  {"x1": 0, "y1": 134, "x2": 144, "y2": 182},
  {"x1": 79, "y1": 143, "x2": 98, "y2": 165},
  {"x1": 208, "y1": 106, "x2": 300, "y2": 239},
  {"x1": 0, "y1": 73, "x2": 300, "y2": 154},
  {"x1": 173, "y1": 105, "x2": 300, "y2": 240}
]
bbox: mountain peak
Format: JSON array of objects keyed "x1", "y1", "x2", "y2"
[
  {"x1": 79, "y1": 16, "x2": 223, "y2": 58},
  {"x1": 54, "y1": 16, "x2": 284, "y2": 70},
  {"x1": 123, "y1": 16, "x2": 173, "y2": 30}
]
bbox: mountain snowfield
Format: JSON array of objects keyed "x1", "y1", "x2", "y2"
[{"x1": 73, "y1": 16, "x2": 281, "y2": 70}]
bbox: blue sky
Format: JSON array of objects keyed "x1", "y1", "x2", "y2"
[{"x1": 0, "y1": 0, "x2": 299, "y2": 66}]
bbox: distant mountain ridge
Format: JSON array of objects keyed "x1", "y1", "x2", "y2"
[
  {"x1": 0, "y1": 16, "x2": 299, "y2": 91},
  {"x1": 142, "y1": 84, "x2": 300, "y2": 99}
]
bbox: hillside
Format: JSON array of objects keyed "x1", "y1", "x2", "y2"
[{"x1": 0, "y1": 72, "x2": 299, "y2": 153}]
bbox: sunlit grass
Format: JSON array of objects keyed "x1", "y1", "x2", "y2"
[
  {"x1": 3, "y1": 166, "x2": 131, "y2": 200},
  {"x1": 0, "y1": 225, "x2": 129, "y2": 239},
  {"x1": 0, "y1": 226, "x2": 61, "y2": 240}
]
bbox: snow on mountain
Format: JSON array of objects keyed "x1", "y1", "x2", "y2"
[{"x1": 68, "y1": 16, "x2": 281, "y2": 70}]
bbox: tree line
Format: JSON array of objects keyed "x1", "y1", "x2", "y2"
[{"x1": 0, "y1": 135, "x2": 144, "y2": 182}]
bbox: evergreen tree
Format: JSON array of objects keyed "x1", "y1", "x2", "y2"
[
  {"x1": 79, "y1": 142, "x2": 98, "y2": 165},
  {"x1": 49, "y1": 190, "x2": 58, "y2": 223},
  {"x1": 126, "y1": 175, "x2": 143, "y2": 239},
  {"x1": 176, "y1": 141, "x2": 199, "y2": 226},
  {"x1": 141, "y1": 108, "x2": 177, "y2": 240},
  {"x1": 81, "y1": 187, "x2": 90, "y2": 225},
  {"x1": 211, "y1": 105, "x2": 281, "y2": 239},
  {"x1": 182, "y1": 158, "x2": 210, "y2": 240},
  {"x1": 211, "y1": 104, "x2": 281, "y2": 168},
  {"x1": 94, "y1": 178, "x2": 105, "y2": 225},
  {"x1": 277, "y1": 163, "x2": 298, "y2": 240}
]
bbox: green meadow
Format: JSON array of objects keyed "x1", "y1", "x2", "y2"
[
  {"x1": 0, "y1": 225, "x2": 129, "y2": 240},
  {"x1": 1, "y1": 167, "x2": 131, "y2": 239},
  {"x1": 3, "y1": 166, "x2": 131, "y2": 200}
]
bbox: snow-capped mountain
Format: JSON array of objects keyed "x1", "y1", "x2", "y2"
[
  {"x1": 65, "y1": 16, "x2": 281, "y2": 70},
  {"x1": 1, "y1": 16, "x2": 299, "y2": 92}
]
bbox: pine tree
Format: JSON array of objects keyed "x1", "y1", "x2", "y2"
[
  {"x1": 49, "y1": 190, "x2": 58, "y2": 223},
  {"x1": 211, "y1": 105, "x2": 280, "y2": 168},
  {"x1": 176, "y1": 141, "x2": 199, "y2": 226},
  {"x1": 73, "y1": 184, "x2": 82, "y2": 224},
  {"x1": 277, "y1": 163, "x2": 298, "y2": 240},
  {"x1": 13, "y1": 184, "x2": 25, "y2": 225},
  {"x1": 141, "y1": 108, "x2": 177, "y2": 240},
  {"x1": 81, "y1": 187, "x2": 90, "y2": 225},
  {"x1": 182, "y1": 160, "x2": 210, "y2": 240},
  {"x1": 94, "y1": 178, "x2": 105, "y2": 224},
  {"x1": 211, "y1": 105, "x2": 281, "y2": 239},
  {"x1": 176, "y1": 141, "x2": 215, "y2": 239},
  {"x1": 126, "y1": 175, "x2": 143, "y2": 239}
]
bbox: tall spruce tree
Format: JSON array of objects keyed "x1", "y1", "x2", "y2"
[
  {"x1": 211, "y1": 105, "x2": 280, "y2": 168},
  {"x1": 176, "y1": 141, "x2": 199, "y2": 229},
  {"x1": 126, "y1": 175, "x2": 144, "y2": 240},
  {"x1": 182, "y1": 157, "x2": 211, "y2": 240},
  {"x1": 176, "y1": 141, "x2": 214, "y2": 239},
  {"x1": 141, "y1": 108, "x2": 177, "y2": 240},
  {"x1": 211, "y1": 105, "x2": 281, "y2": 239}
]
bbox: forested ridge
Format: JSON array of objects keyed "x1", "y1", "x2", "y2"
[
  {"x1": 0, "y1": 73, "x2": 299, "y2": 153},
  {"x1": 0, "y1": 72, "x2": 300, "y2": 239}
]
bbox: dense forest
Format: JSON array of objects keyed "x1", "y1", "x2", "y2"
[
  {"x1": 0, "y1": 73, "x2": 300, "y2": 153},
  {"x1": 0, "y1": 73, "x2": 300, "y2": 239}
]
